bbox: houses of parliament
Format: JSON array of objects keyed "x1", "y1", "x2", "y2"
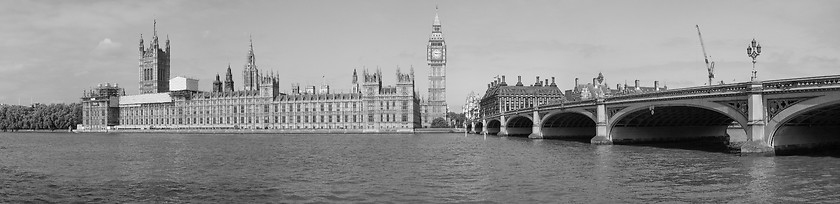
[{"x1": 78, "y1": 11, "x2": 450, "y2": 132}]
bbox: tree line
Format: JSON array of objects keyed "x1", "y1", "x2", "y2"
[
  {"x1": 0, "y1": 103, "x2": 82, "y2": 131},
  {"x1": 430, "y1": 112, "x2": 467, "y2": 128}
]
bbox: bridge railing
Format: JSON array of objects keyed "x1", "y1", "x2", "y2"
[
  {"x1": 606, "y1": 82, "x2": 751, "y2": 101},
  {"x1": 762, "y1": 75, "x2": 840, "y2": 90},
  {"x1": 540, "y1": 99, "x2": 595, "y2": 109}
]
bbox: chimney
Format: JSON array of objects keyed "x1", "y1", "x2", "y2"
[
  {"x1": 550, "y1": 77, "x2": 556, "y2": 87},
  {"x1": 654, "y1": 81, "x2": 660, "y2": 91},
  {"x1": 617, "y1": 83, "x2": 622, "y2": 91},
  {"x1": 545, "y1": 79, "x2": 549, "y2": 87},
  {"x1": 535, "y1": 76, "x2": 541, "y2": 86},
  {"x1": 516, "y1": 76, "x2": 523, "y2": 86},
  {"x1": 501, "y1": 75, "x2": 507, "y2": 86},
  {"x1": 635, "y1": 80, "x2": 640, "y2": 89},
  {"x1": 575, "y1": 78, "x2": 579, "y2": 87}
]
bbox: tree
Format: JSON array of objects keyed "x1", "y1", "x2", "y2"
[
  {"x1": 0, "y1": 103, "x2": 81, "y2": 131},
  {"x1": 431, "y1": 117, "x2": 449, "y2": 128},
  {"x1": 447, "y1": 112, "x2": 466, "y2": 127}
]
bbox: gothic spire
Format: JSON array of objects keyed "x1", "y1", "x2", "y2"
[
  {"x1": 226, "y1": 64, "x2": 233, "y2": 78},
  {"x1": 247, "y1": 34, "x2": 255, "y2": 64},
  {"x1": 431, "y1": 6, "x2": 442, "y2": 34},
  {"x1": 433, "y1": 5, "x2": 441, "y2": 26}
]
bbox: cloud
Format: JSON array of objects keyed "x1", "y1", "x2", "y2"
[
  {"x1": 95, "y1": 38, "x2": 122, "y2": 51},
  {"x1": 91, "y1": 38, "x2": 125, "y2": 58}
]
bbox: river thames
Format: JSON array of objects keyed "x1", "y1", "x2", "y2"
[{"x1": 1, "y1": 133, "x2": 839, "y2": 203}]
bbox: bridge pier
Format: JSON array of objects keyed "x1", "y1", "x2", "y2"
[
  {"x1": 498, "y1": 115, "x2": 509, "y2": 136},
  {"x1": 481, "y1": 119, "x2": 488, "y2": 134},
  {"x1": 741, "y1": 81, "x2": 775, "y2": 155},
  {"x1": 590, "y1": 99, "x2": 612, "y2": 144},
  {"x1": 528, "y1": 109, "x2": 544, "y2": 139}
]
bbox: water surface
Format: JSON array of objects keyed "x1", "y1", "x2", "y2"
[{"x1": 1, "y1": 133, "x2": 838, "y2": 203}]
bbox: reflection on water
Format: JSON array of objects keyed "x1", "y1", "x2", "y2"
[
  {"x1": 747, "y1": 157, "x2": 776, "y2": 203},
  {"x1": 0, "y1": 133, "x2": 839, "y2": 203}
]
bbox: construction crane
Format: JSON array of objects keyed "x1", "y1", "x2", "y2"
[{"x1": 696, "y1": 25, "x2": 715, "y2": 86}]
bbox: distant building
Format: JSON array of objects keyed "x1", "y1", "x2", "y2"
[
  {"x1": 479, "y1": 75, "x2": 565, "y2": 116},
  {"x1": 79, "y1": 83, "x2": 124, "y2": 130},
  {"x1": 421, "y1": 8, "x2": 448, "y2": 127},
  {"x1": 565, "y1": 72, "x2": 667, "y2": 101},
  {"x1": 170, "y1": 76, "x2": 199, "y2": 92},
  {"x1": 78, "y1": 21, "x2": 421, "y2": 132},
  {"x1": 462, "y1": 91, "x2": 480, "y2": 122}
]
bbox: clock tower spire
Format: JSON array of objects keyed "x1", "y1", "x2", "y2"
[{"x1": 424, "y1": 6, "x2": 448, "y2": 127}]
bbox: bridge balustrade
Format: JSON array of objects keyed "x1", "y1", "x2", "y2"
[
  {"x1": 607, "y1": 83, "x2": 750, "y2": 101},
  {"x1": 762, "y1": 75, "x2": 840, "y2": 90}
]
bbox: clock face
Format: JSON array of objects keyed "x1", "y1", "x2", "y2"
[{"x1": 432, "y1": 49, "x2": 442, "y2": 59}]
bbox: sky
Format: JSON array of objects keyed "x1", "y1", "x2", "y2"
[{"x1": 1, "y1": 0, "x2": 839, "y2": 112}]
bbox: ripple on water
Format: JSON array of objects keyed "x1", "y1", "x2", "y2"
[{"x1": 1, "y1": 133, "x2": 840, "y2": 203}]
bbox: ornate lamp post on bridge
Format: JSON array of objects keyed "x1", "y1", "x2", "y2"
[{"x1": 747, "y1": 39, "x2": 762, "y2": 81}]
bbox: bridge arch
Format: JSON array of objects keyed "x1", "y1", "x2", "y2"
[
  {"x1": 539, "y1": 110, "x2": 597, "y2": 139},
  {"x1": 472, "y1": 122, "x2": 483, "y2": 134},
  {"x1": 486, "y1": 119, "x2": 501, "y2": 135},
  {"x1": 504, "y1": 115, "x2": 533, "y2": 137},
  {"x1": 768, "y1": 94, "x2": 840, "y2": 152},
  {"x1": 608, "y1": 101, "x2": 748, "y2": 144}
]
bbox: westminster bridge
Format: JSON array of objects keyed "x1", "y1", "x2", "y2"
[{"x1": 468, "y1": 75, "x2": 840, "y2": 155}]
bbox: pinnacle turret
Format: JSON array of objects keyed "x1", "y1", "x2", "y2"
[
  {"x1": 165, "y1": 35, "x2": 170, "y2": 52},
  {"x1": 152, "y1": 19, "x2": 159, "y2": 47},
  {"x1": 224, "y1": 64, "x2": 235, "y2": 92},
  {"x1": 351, "y1": 69, "x2": 357, "y2": 84},
  {"x1": 139, "y1": 34, "x2": 144, "y2": 52}
]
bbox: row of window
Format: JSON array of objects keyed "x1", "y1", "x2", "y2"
[
  {"x1": 83, "y1": 119, "x2": 106, "y2": 125},
  {"x1": 121, "y1": 113, "x2": 411, "y2": 126},
  {"x1": 122, "y1": 100, "x2": 412, "y2": 117}
]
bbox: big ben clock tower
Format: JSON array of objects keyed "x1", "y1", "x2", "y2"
[{"x1": 425, "y1": 7, "x2": 448, "y2": 126}]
